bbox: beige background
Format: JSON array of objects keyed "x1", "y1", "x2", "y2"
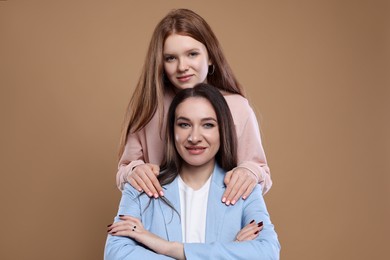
[{"x1": 0, "y1": 0, "x2": 389, "y2": 259}]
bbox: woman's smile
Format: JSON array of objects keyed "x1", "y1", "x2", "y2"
[
  {"x1": 174, "y1": 97, "x2": 220, "y2": 169},
  {"x1": 185, "y1": 145, "x2": 207, "y2": 155}
]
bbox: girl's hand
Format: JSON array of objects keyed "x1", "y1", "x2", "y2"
[
  {"x1": 222, "y1": 167, "x2": 258, "y2": 205},
  {"x1": 235, "y1": 220, "x2": 263, "y2": 242},
  {"x1": 128, "y1": 163, "x2": 164, "y2": 198}
]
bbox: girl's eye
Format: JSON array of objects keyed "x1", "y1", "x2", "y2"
[
  {"x1": 189, "y1": 52, "x2": 199, "y2": 57},
  {"x1": 164, "y1": 56, "x2": 176, "y2": 62}
]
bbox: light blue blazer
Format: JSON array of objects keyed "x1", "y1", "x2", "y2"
[{"x1": 105, "y1": 164, "x2": 280, "y2": 259}]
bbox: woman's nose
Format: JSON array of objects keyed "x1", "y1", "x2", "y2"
[{"x1": 187, "y1": 127, "x2": 201, "y2": 143}]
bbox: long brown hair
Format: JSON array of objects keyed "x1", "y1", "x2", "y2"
[
  {"x1": 119, "y1": 8, "x2": 244, "y2": 158},
  {"x1": 158, "y1": 83, "x2": 238, "y2": 186}
]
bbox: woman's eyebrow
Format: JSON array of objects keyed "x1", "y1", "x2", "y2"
[
  {"x1": 201, "y1": 117, "x2": 217, "y2": 122},
  {"x1": 176, "y1": 117, "x2": 217, "y2": 122},
  {"x1": 176, "y1": 116, "x2": 190, "y2": 121}
]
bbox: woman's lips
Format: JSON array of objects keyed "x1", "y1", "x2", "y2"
[{"x1": 186, "y1": 146, "x2": 206, "y2": 155}]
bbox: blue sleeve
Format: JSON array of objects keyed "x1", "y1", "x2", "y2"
[
  {"x1": 183, "y1": 185, "x2": 280, "y2": 260},
  {"x1": 104, "y1": 184, "x2": 174, "y2": 260}
]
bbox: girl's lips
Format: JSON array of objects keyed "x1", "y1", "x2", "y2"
[{"x1": 176, "y1": 74, "x2": 193, "y2": 82}]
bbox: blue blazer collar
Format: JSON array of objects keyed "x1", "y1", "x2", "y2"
[
  {"x1": 158, "y1": 164, "x2": 228, "y2": 243},
  {"x1": 205, "y1": 164, "x2": 228, "y2": 242},
  {"x1": 158, "y1": 177, "x2": 182, "y2": 242}
]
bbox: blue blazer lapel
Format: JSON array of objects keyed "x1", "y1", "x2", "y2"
[
  {"x1": 205, "y1": 165, "x2": 228, "y2": 242},
  {"x1": 158, "y1": 177, "x2": 183, "y2": 242}
]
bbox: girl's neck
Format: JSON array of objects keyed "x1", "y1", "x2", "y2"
[{"x1": 179, "y1": 161, "x2": 214, "y2": 190}]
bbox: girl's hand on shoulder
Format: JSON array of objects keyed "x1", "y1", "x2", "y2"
[
  {"x1": 235, "y1": 220, "x2": 263, "y2": 242},
  {"x1": 222, "y1": 167, "x2": 257, "y2": 205},
  {"x1": 127, "y1": 163, "x2": 164, "y2": 198}
]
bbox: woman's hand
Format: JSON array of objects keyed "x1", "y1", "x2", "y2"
[
  {"x1": 127, "y1": 163, "x2": 164, "y2": 198},
  {"x1": 107, "y1": 216, "x2": 185, "y2": 259},
  {"x1": 222, "y1": 167, "x2": 258, "y2": 205},
  {"x1": 107, "y1": 215, "x2": 145, "y2": 240},
  {"x1": 235, "y1": 220, "x2": 263, "y2": 242}
]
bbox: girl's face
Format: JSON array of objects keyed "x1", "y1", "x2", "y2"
[
  {"x1": 174, "y1": 97, "x2": 220, "y2": 170},
  {"x1": 163, "y1": 34, "x2": 211, "y2": 90}
]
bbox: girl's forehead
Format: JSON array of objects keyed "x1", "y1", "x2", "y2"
[{"x1": 163, "y1": 34, "x2": 206, "y2": 52}]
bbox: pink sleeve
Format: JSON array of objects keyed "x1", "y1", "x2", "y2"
[
  {"x1": 236, "y1": 107, "x2": 272, "y2": 194},
  {"x1": 227, "y1": 95, "x2": 272, "y2": 194},
  {"x1": 116, "y1": 131, "x2": 146, "y2": 190}
]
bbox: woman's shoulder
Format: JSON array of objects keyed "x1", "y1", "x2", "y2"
[{"x1": 123, "y1": 183, "x2": 142, "y2": 197}]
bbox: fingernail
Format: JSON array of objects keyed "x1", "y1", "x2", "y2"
[
  {"x1": 226, "y1": 200, "x2": 231, "y2": 206},
  {"x1": 107, "y1": 224, "x2": 112, "y2": 227},
  {"x1": 119, "y1": 215, "x2": 124, "y2": 217},
  {"x1": 159, "y1": 191, "x2": 164, "y2": 196},
  {"x1": 222, "y1": 197, "x2": 226, "y2": 203},
  {"x1": 242, "y1": 196, "x2": 247, "y2": 200},
  {"x1": 258, "y1": 221, "x2": 263, "y2": 227},
  {"x1": 154, "y1": 193, "x2": 159, "y2": 198},
  {"x1": 148, "y1": 192, "x2": 153, "y2": 197},
  {"x1": 250, "y1": 220, "x2": 255, "y2": 224},
  {"x1": 254, "y1": 230, "x2": 259, "y2": 235},
  {"x1": 231, "y1": 200, "x2": 236, "y2": 205},
  {"x1": 133, "y1": 226, "x2": 136, "y2": 229}
]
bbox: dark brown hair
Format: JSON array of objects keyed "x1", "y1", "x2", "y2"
[{"x1": 158, "y1": 83, "x2": 238, "y2": 186}]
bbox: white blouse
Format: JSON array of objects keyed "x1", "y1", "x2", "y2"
[{"x1": 178, "y1": 174, "x2": 212, "y2": 243}]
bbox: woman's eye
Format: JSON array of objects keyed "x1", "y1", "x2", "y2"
[
  {"x1": 203, "y1": 123, "x2": 215, "y2": 129},
  {"x1": 178, "y1": 123, "x2": 190, "y2": 128}
]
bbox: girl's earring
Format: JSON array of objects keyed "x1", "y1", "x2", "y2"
[{"x1": 208, "y1": 64, "x2": 215, "y2": 75}]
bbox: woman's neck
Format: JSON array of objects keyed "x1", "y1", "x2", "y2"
[{"x1": 179, "y1": 161, "x2": 214, "y2": 190}]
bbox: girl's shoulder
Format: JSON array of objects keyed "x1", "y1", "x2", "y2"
[
  {"x1": 221, "y1": 91, "x2": 250, "y2": 108},
  {"x1": 221, "y1": 92, "x2": 254, "y2": 120}
]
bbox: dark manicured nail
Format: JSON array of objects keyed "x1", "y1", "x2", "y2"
[
  {"x1": 133, "y1": 226, "x2": 136, "y2": 229},
  {"x1": 250, "y1": 220, "x2": 255, "y2": 224},
  {"x1": 258, "y1": 221, "x2": 263, "y2": 227},
  {"x1": 107, "y1": 224, "x2": 112, "y2": 227},
  {"x1": 254, "y1": 230, "x2": 259, "y2": 235},
  {"x1": 119, "y1": 215, "x2": 124, "y2": 217}
]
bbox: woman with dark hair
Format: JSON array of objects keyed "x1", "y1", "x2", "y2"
[
  {"x1": 118, "y1": 8, "x2": 272, "y2": 206},
  {"x1": 106, "y1": 84, "x2": 280, "y2": 260}
]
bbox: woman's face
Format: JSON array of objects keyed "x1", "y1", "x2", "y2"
[
  {"x1": 163, "y1": 34, "x2": 211, "y2": 90},
  {"x1": 174, "y1": 97, "x2": 220, "y2": 170}
]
